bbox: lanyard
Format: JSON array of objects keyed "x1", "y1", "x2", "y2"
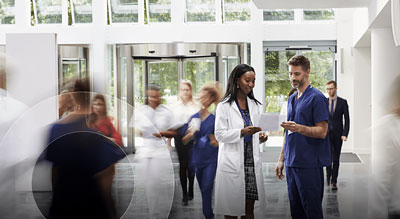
[
  {"x1": 235, "y1": 99, "x2": 251, "y2": 126},
  {"x1": 235, "y1": 99, "x2": 252, "y2": 143}
]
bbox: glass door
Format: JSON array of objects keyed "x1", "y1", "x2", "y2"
[
  {"x1": 264, "y1": 42, "x2": 336, "y2": 147},
  {"x1": 183, "y1": 57, "x2": 216, "y2": 95},
  {"x1": 147, "y1": 60, "x2": 179, "y2": 106}
]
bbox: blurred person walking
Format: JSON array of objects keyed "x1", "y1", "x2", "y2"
[
  {"x1": 181, "y1": 83, "x2": 221, "y2": 219},
  {"x1": 368, "y1": 75, "x2": 400, "y2": 219},
  {"x1": 214, "y1": 64, "x2": 268, "y2": 219},
  {"x1": 170, "y1": 80, "x2": 199, "y2": 205},
  {"x1": 130, "y1": 83, "x2": 178, "y2": 218},
  {"x1": 45, "y1": 78, "x2": 125, "y2": 219},
  {"x1": 58, "y1": 89, "x2": 77, "y2": 119},
  {"x1": 89, "y1": 94, "x2": 123, "y2": 146}
]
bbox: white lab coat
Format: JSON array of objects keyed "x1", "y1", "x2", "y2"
[
  {"x1": 368, "y1": 114, "x2": 400, "y2": 218},
  {"x1": 129, "y1": 104, "x2": 177, "y2": 218},
  {"x1": 214, "y1": 97, "x2": 266, "y2": 217}
]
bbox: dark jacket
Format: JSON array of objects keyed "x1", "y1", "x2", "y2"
[{"x1": 328, "y1": 96, "x2": 350, "y2": 139}]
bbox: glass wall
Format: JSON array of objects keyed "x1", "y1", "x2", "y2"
[
  {"x1": 264, "y1": 41, "x2": 336, "y2": 139},
  {"x1": 0, "y1": 0, "x2": 15, "y2": 24},
  {"x1": 148, "y1": 61, "x2": 178, "y2": 103},
  {"x1": 265, "y1": 48, "x2": 335, "y2": 113},
  {"x1": 263, "y1": 9, "x2": 294, "y2": 21},
  {"x1": 303, "y1": 9, "x2": 335, "y2": 20},
  {"x1": 184, "y1": 57, "x2": 216, "y2": 95},
  {"x1": 223, "y1": 0, "x2": 251, "y2": 22},
  {"x1": 185, "y1": 0, "x2": 216, "y2": 22},
  {"x1": 10, "y1": 2, "x2": 335, "y2": 25},
  {"x1": 71, "y1": 0, "x2": 92, "y2": 24},
  {"x1": 33, "y1": 0, "x2": 62, "y2": 24},
  {"x1": 147, "y1": 0, "x2": 171, "y2": 23},
  {"x1": 109, "y1": 0, "x2": 139, "y2": 23}
]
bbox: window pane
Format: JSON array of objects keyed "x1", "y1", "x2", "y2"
[
  {"x1": 110, "y1": 0, "x2": 138, "y2": 23},
  {"x1": 302, "y1": 50, "x2": 334, "y2": 94},
  {"x1": 223, "y1": 0, "x2": 251, "y2": 22},
  {"x1": 263, "y1": 9, "x2": 294, "y2": 21},
  {"x1": 0, "y1": 0, "x2": 15, "y2": 24},
  {"x1": 71, "y1": 0, "x2": 92, "y2": 24},
  {"x1": 34, "y1": 0, "x2": 62, "y2": 24},
  {"x1": 183, "y1": 58, "x2": 215, "y2": 95},
  {"x1": 265, "y1": 51, "x2": 296, "y2": 114},
  {"x1": 186, "y1": 0, "x2": 216, "y2": 22},
  {"x1": 148, "y1": 61, "x2": 178, "y2": 105},
  {"x1": 303, "y1": 9, "x2": 334, "y2": 20},
  {"x1": 148, "y1": 0, "x2": 171, "y2": 23}
]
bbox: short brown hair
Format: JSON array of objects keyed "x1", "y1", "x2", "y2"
[
  {"x1": 288, "y1": 55, "x2": 310, "y2": 72},
  {"x1": 326, "y1": 80, "x2": 337, "y2": 88}
]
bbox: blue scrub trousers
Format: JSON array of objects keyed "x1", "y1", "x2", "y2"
[
  {"x1": 195, "y1": 162, "x2": 217, "y2": 219},
  {"x1": 286, "y1": 167, "x2": 324, "y2": 219}
]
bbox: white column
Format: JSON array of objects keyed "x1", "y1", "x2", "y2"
[
  {"x1": 353, "y1": 47, "x2": 371, "y2": 154},
  {"x1": 6, "y1": 33, "x2": 58, "y2": 107},
  {"x1": 371, "y1": 28, "x2": 400, "y2": 156},
  {"x1": 92, "y1": 0, "x2": 107, "y2": 93},
  {"x1": 249, "y1": 2, "x2": 265, "y2": 108},
  {"x1": 14, "y1": 0, "x2": 31, "y2": 28}
]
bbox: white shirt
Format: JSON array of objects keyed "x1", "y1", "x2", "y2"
[
  {"x1": 169, "y1": 100, "x2": 200, "y2": 127},
  {"x1": 129, "y1": 104, "x2": 179, "y2": 158}
]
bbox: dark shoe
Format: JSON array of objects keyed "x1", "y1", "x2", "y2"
[
  {"x1": 182, "y1": 197, "x2": 189, "y2": 206},
  {"x1": 332, "y1": 183, "x2": 338, "y2": 190},
  {"x1": 188, "y1": 190, "x2": 194, "y2": 201}
]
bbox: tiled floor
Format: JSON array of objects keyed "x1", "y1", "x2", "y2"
[{"x1": 9, "y1": 153, "x2": 370, "y2": 219}]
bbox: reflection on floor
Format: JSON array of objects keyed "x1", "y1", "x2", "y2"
[{"x1": 14, "y1": 153, "x2": 370, "y2": 219}]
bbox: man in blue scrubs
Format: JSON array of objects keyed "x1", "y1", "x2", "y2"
[{"x1": 275, "y1": 55, "x2": 330, "y2": 219}]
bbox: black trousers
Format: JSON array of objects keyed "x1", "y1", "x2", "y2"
[
  {"x1": 326, "y1": 134, "x2": 343, "y2": 183},
  {"x1": 174, "y1": 128, "x2": 195, "y2": 198}
]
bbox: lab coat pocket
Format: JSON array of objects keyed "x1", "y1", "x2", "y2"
[{"x1": 220, "y1": 152, "x2": 241, "y2": 174}]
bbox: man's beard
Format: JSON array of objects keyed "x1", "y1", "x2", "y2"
[{"x1": 290, "y1": 78, "x2": 304, "y2": 89}]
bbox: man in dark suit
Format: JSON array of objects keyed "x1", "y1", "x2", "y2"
[{"x1": 325, "y1": 80, "x2": 350, "y2": 190}]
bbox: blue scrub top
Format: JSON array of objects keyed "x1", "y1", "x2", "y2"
[
  {"x1": 284, "y1": 85, "x2": 331, "y2": 168},
  {"x1": 181, "y1": 112, "x2": 218, "y2": 168}
]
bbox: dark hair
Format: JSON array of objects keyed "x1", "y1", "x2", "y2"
[
  {"x1": 288, "y1": 55, "x2": 310, "y2": 72},
  {"x1": 72, "y1": 77, "x2": 90, "y2": 107},
  {"x1": 222, "y1": 64, "x2": 261, "y2": 105},
  {"x1": 145, "y1": 83, "x2": 161, "y2": 105},
  {"x1": 326, "y1": 80, "x2": 337, "y2": 88}
]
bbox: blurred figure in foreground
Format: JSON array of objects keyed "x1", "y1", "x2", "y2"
[
  {"x1": 89, "y1": 94, "x2": 123, "y2": 146},
  {"x1": 58, "y1": 89, "x2": 77, "y2": 119},
  {"x1": 0, "y1": 52, "x2": 29, "y2": 218},
  {"x1": 182, "y1": 83, "x2": 221, "y2": 219},
  {"x1": 368, "y1": 75, "x2": 400, "y2": 219},
  {"x1": 45, "y1": 78, "x2": 125, "y2": 219},
  {"x1": 130, "y1": 83, "x2": 178, "y2": 218},
  {"x1": 170, "y1": 80, "x2": 199, "y2": 206}
]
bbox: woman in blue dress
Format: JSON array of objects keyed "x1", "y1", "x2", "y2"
[{"x1": 182, "y1": 83, "x2": 222, "y2": 219}]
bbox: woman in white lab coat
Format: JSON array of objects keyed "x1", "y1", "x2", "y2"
[{"x1": 214, "y1": 64, "x2": 268, "y2": 219}]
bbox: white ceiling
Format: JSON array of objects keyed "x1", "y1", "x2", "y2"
[{"x1": 252, "y1": 0, "x2": 370, "y2": 9}]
